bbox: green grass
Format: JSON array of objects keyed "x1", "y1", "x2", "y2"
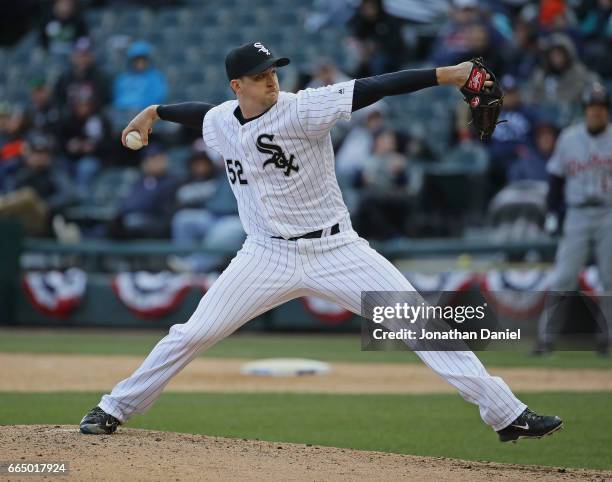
[
  {"x1": 1, "y1": 391, "x2": 611, "y2": 470},
  {"x1": 1, "y1": 329, "x2": 611, "y2": 369}
]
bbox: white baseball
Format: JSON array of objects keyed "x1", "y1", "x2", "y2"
[{"x1": 125, "y1": 131, "x2": 144, "y2": 150}]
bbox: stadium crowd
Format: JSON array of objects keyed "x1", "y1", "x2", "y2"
[{"x1": 0, "y1": 0, "x2": 611, "y2": 271}]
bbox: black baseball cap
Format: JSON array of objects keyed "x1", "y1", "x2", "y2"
[
  {"x1": 225, "y1": 42, "x2": 290, "y2": 81},
  {"x1": 582, "y1": 83, "x2": 610, "y2": 109}
]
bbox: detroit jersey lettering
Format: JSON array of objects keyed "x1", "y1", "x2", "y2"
[
  {"x1": 202, "y1": 80, "x2": 355, "y2": 238},
  {"x1": 547, "y1": 124, "x2": 612, "y2": 206}
]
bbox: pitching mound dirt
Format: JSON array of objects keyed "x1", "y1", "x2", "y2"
[{"x1": 1, "y1": 425, "x2": 610, "y2": 481}]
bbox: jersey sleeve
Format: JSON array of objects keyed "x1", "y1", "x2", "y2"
[
  {"x1": 546, "y1": 129, "x2": 568, "y2": 177},
  {"x1": 202, "y1": 109, "x2": 222, "y2": 155},
  {"x1": 296, "y1": 80, "x2": 355, "y2": 137}
]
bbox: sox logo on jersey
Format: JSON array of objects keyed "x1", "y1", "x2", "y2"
[{"x1": 257, "y1": 134, "x2": 299, "y2": 176}]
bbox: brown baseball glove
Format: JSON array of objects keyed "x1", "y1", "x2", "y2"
[{"x1": 461, "y1": 57, "x2": 505, "y2": 140}]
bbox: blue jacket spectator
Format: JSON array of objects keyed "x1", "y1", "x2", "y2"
[
  {"x1": 119, "y1": 147, "x2": 177, "y2": 218},
  {"x1": 487, "y1": 75, "x2": 539, "y2": 170},
  {"x1": 504, "y1": 18, "x2": 539, "y2": 79},
  {"x1": 429, "y1": 0, "x2": 507, "y2": 68},
  {"x1": 110, "y1": 144, "x2": 178, "y2": 239},
  {"x1": 508, "y1": 122, "x2": 559, "y2": 183},
  {"x1": 113, "y1": 41, "x2": 168, "y2": 110}
]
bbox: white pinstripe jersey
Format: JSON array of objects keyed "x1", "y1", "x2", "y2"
[{"x1": 202, "y1": 80, "x2": 355, "y2": 238}]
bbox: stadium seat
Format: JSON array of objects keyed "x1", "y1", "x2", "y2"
[
  {"x1": 116, "y1": 10, "x2": 144, "y2": 30},
  {"x1": 108, "y1": 109, "x2": 140, "y2": 135},
  {"x1": 441, "y1": 142, "x2": 489, "y2": 174},
  {"x1": 165, "y1": 66, "x2": 182, "y2": 86},
  {"x1": 419, "y1": 142, "x2": 490, "y2": 229},
  {"x1": 65, "y1": 168, "x2": 140, "y2": 223},
  {"x1": 166, "y1": 146, "x2": 191, "y2": 177},
  {"x1": 173, "y1": 61, "x2": 203, "y2": 83},
  {"x1": 84, "y1": 8, "x2": 103, "y2": 26}
]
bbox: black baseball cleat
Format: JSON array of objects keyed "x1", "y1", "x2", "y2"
[
  {"x1": 596, "y1": 343, "x2": 609, "y2": 357},
  {"x1": 497, "y1": 408, "x2": 563, "y2": 443},
  {"x1": 79, "y1": 406, "x2": 121, "y2": 434},
  {"x1": 532, "y1": 340, "x2": 553, "y2": 356}
]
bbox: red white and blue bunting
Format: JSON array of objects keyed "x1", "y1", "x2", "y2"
[
  {"x1": 301, "y1": 296, "x2": 353, "y2": 324},
  {"x1": 22, "y1": 268, "x2": 87, "y2": 318},
  {"x1": 21, "y1": 267, "x2": 604, "y2": 322},
  {"x1": 112, "y1": 271, "x2": 196, "y2": 319},
  {"x1": 480, "y1": 269, "x2": 553, "y2": 319},
  {"x1": 402, "y1": 271, "x2": 476, "y2": 293}
]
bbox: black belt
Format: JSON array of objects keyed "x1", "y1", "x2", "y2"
[{"x1": 272, "y1": 223, "x2": 340, "y2": 241}]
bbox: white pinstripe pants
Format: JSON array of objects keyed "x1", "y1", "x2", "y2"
[{"x1": 99, "y1": 228, "x2": 526, "y2": 431}]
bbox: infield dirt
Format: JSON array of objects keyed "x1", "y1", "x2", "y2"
[{"x1": 1, "y1": 353, "x2": 612, "y2": 393}]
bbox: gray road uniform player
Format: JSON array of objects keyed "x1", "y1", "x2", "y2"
[
  {"x1": 79, "y1": 42, "x2": 563, "y2": 442},
  {"x1": 538, "y1": 84, "x2": 612, "y2": 353}
]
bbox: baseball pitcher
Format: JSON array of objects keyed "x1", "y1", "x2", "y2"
[{"x1": 80, "y1": 42, "x2": 562, "y2": 443}]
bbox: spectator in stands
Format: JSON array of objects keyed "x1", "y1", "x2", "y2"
[
  {"x1": 25, "y1": 77, "x2": 61, "y2": 136},
  {"x1": 306, "y1": 59, "x2": 351, "y2": 88},
  {"x1": 379, "y1": 0, "x2": 450, "y2": 25},
  {"x1": 113, "y1": 41, "x2": 168, "y2": 111},
  {"x1": 524, "y1": 33, "x2": 599, "y2": 117},
  {"x1": 577, "y1": 0, "x2": 612, "y2": 78},
  {"x1": 505, "y1": 18, "x2": 540, "y2": 79},
  {"x1": 354, "y1": 129, "x2": 422, "y2": 240},
  {"x1": 0, "y1": 0, "x2": 42, "y2": 45},
  {"x1": 304, "y1": 0, "x2": 358, "y2": 32},
  {"x1": 486, "y1": 74, "x2": 539, "y2": 188},
  {"x1": 0, "y1": 131, "x2": 76, "y2": 236},
  {"x1": 168, "y1": 150, "x2": 245, "y2": 272},
  {"x1": 460, "y1": 23, "x2": 507, "y2": 77},
  {"x1": 0, "y1": 103, "x2": 27, "y2": 168},
  {"x1": 346, "y1": 0, "x2": 405, "y2": 77},
  {"x1": 58, "y1": 86, "x2": 111, "y2": 195},
  {"x1": 508, "y1": 121, "x2": 559, "y2": 183},
  {"x1": 305, "y1": 59, "x2": 353, "y2": 147},
  {"x1": 54, "y1": 37, "x2": 110, "y2": 115},
  {"x1": 335, "y1": 103, "x2": 386, "y2": 183},
  {"x1": 428, "y1": 0, "x2": 506, "y2": 67},
  {"x1": 109, "y1": 144, "x2": 178, "y2": 239},
  {"x1": 39, "y1": 0, "x2": 88, "y2": 57},
  {"x1": 0, "y1": 103, "x2": 10, "y2": 149},
  {"x1": 538, "y1": 0, "x2": 581, "y2": 40}
]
